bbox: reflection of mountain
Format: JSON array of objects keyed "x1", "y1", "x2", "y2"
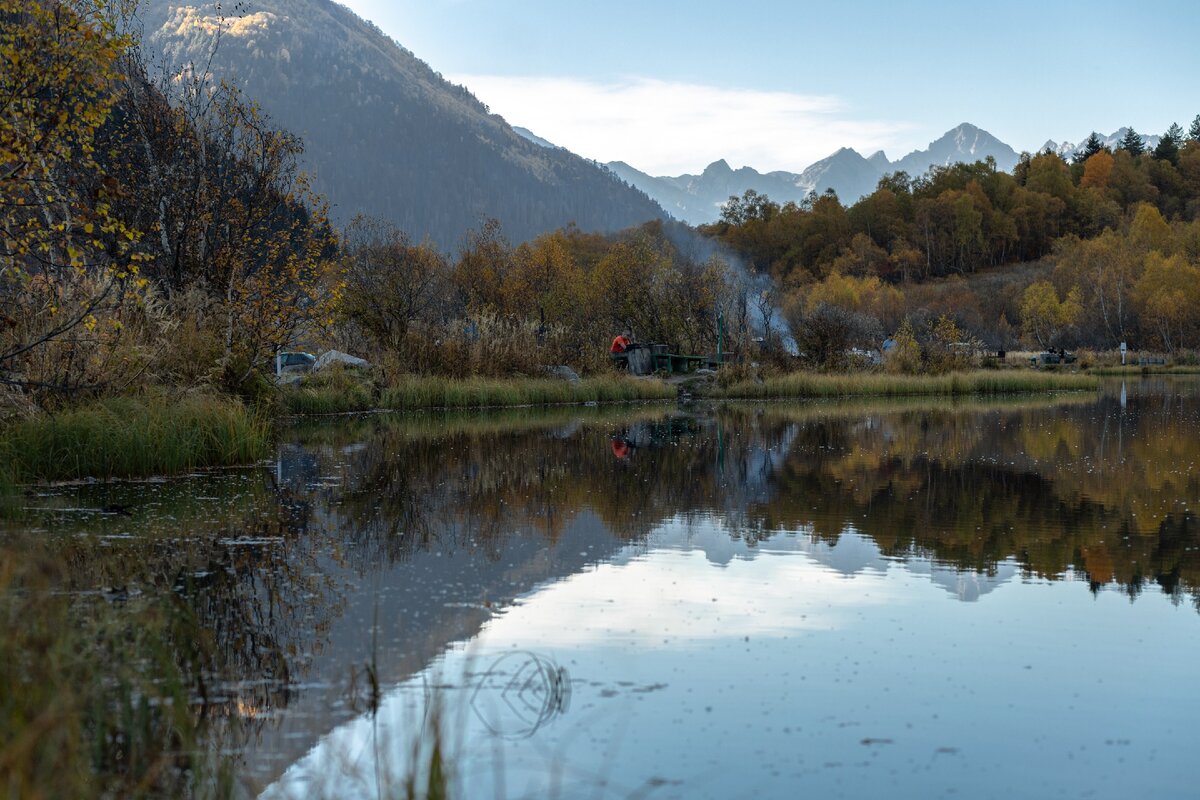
[{"x1": 658, "y1": 517, "x2": 1019, "y2": 601}]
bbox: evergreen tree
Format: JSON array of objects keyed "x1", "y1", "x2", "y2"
[
  {"x1": 1075, "y1": 132, "x2": 1107, "y2": 163},
  {"x1": 1118, "y1": 127, "x2": 1145, "y2": 156},
  {"x1": 1189, "y1": 114, "x2": 1200, "y2": 142},
  {"x1": 1153, "y1": 123, "x2": 1184, "y2": 164}
]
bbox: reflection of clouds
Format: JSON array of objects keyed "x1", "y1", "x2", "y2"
[
  {"x1": 477, "y1": 527, "x2": 903, "y2": 652},
  {"x1": 479, "y1": 515, "x2": 1019, "y2": 652}
]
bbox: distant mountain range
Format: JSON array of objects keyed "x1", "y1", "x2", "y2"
[
  {"x1": 1040, "y1": 127, "x2": 1162, "y2": 161},
  {"x1": 531, "y1": 124, "x2": 1154, "y2": 226},
  {"x1": 140, "y1": 0, "x2": 665, "y2": 249},
  {"x1": 592, "y1": 124, "x2": 1019, "y2": 225}
]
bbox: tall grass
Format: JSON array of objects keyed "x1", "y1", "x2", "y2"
[
  {"x1": 0, "y1": 394, "x2": 271, "y2": 483},
  {"x1": 0, "y1": 553, "x2": 237, "y2": 799},
  {"x1": 720, "y1": 370, "x2": 1099, "y2": 400},
  {"x1": 1089, "y1": 366, "x2": 1200, "y2": 376},
  {"x1": 282, "y1": 382, "x2": 375, "y2": 415},
  {"x1": 380, "y1": 376, "x2": 675, "y2": 410}
]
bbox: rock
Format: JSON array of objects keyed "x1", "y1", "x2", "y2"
[
  {"x1": 314, "y1": 350, "x2": 369, "y2": 370},
  {"x1": 695, "y1": 368, "x2": 716, "y2": 376},
  {"x1": 544, "y1": 365, "x2": 581, "y2": 383}
]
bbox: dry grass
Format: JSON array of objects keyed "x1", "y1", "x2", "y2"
[
  {"x1": 380, "y1": 375, "x2": 674, "y2": 410},
  {"x1": 719, "y1": 369, "x2": 1099, "y2": 399}
]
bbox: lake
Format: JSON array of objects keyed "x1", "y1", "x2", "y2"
[{"x1": 4, "y1": 380, "x2": 1199, "y2": 799}]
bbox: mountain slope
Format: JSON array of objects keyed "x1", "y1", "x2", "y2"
[{"x1": 140, "y1": 0, "x2": 665, "y2": 248}]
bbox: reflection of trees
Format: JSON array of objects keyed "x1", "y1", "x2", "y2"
[
  {"x1": 291, "y1": 395, "x2": 1200, "y2": 610},
  {"x1": 745, "y1": 399, "x2": 1200, "y2": 606}
]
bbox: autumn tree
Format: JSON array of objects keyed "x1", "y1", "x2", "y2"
[
  {"x1": 340, "y1": 217, "x2": 451, "y2": 348},
  {"x1": 1132, "y1": 252, "x2": 1200, "y2": 352},
  {"x1": 1020, "y1": 280, "x2": 1082, "y2": 349},
  {"x1": 0, "y1": 0, "x2": 151, "y2": 397},
  {"x1": 1080, "y1": 150, "x2": 1115, "y2": 190}
]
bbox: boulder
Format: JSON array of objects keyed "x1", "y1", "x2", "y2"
[
  {"x1": 544, "y1": 365, "x2": 581, "y2": 383},
  {"x1": 314, "y1": 350, "x2": 369, "y2": 371}
]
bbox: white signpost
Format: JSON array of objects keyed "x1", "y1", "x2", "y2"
[{"x1": 1120, "y1": 341, "x2": 1127, "y2": 366}]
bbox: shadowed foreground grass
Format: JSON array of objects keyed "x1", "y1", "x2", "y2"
[
  {"x1": 377, "y1": 376, "x2": 675, "y2": 411},
  {"x1": 720, "y1": 370, "x2": 1099, "y2": 399},
  {"x1": 0, "y1": 394, "x2": 271, "y2": 483}
]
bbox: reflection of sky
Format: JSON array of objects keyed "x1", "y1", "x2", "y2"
[{"x1": 263, "y1": 516, "x2": 1200, "y2": 800}]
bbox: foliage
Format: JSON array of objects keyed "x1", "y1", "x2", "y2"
[
  {"x1": 0, "y1": 393, "x2": 270, "y2": 482},
  {"x1": 1020, "y1": 280, "x2": 1082, "y2": 348},
  {"x1": 884, "y1": 319, "x2": 922, "y2": 373},
  {"x1": 0, "y1": 0, "x2": 150, "y2": 398}
]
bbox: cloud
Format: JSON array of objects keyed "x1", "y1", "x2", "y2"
[{"x1": 450, "y1": 74, "x2": 913, "y2": 175}]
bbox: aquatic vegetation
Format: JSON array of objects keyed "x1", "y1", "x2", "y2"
[
  {"x1": 0, "y1": 553, "x2": 237, "y2": 799},
  {"x1": 0, "y1": 394, "x2": 271, "y2": 482},
  {"x1": 718, "y1": 369, "x2": 1099, "y2": 399}
]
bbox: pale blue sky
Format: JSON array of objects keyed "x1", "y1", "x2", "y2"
[{"x1": 340, "y1": 0, "x2": 1200, "y2": 174}]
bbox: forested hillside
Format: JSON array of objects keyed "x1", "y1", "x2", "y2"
[
  {"x1": 139, "y1": 0, "x2": 666, "y2": 248},
  {"x1": 701, "y1": 125, "x2": 1200, "y2": 354}
]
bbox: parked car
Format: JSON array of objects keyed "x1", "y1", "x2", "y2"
[{"x1": 275, "y1": 351, "x2": 316, "y2": 376}]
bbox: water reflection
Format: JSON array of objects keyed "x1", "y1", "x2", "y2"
[
  {"x1": 4, "y1": 385, "x2": 1200, "y2": 796},
  {"x1": 470, "y1": 651, "x2": 570, "y2": 740}
]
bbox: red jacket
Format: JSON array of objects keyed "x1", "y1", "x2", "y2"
[{"x1": 610, "y1": 335, "x2": 631, "y2": 353}]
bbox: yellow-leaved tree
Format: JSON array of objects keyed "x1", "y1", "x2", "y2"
[
  {"x1": 1020, "y1": 280, "x2": 1081, "y2": 349},
  {"x1": 1132, "y1": 252, "x2": 1200, "y2": 352},
  {"x1": 0, "y1": 0, "x2": 150, "y2": 399}
]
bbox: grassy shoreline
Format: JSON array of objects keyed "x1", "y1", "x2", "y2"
[
  {"x1": 283, "y1": 374, "x2": 676, "y2": 414},
  {"x1": 1088, "y1": 365, "x2": 1200, "y2": 376},
  {"x1": 0, "y1": 369, "x2": 1112, "y2": 486},
  {"x1": 0, "y1": 394, "x2": 270, "y2": 484},
  {"x1": 718, "y1": 370, "x2": 1099, "y2": 399}
]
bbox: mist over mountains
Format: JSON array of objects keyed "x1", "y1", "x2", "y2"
[{"x1": 139, "y1": 0, "x2": 665, "y2": 249}]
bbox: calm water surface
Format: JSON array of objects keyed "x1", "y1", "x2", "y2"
[{"x1": 6, "y1": 380, "x2": 1200, "y2": 799}]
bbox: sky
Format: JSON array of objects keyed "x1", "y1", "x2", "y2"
[{"x1": 339, "y1": 0, "x2": 1200, "y2": 176}]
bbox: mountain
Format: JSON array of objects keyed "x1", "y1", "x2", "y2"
[
  {"x1": 139, "y1": 0, "x2": 665, "y2": 249},
  {"x1": 607, "y1": 123, "x2": 1025, "y2": 225},
  {"x1": 794, "y1": 147, "x2": 885, "y2": 204},
  {"x1": 607, "y1": 159, "x2": 811, "y2": 224},
  {"x1": 889, "y1": 122, "x2": 1020, "y2": 176},
  {"x1": 1042, "y1": 128, "x2": 1162, "y2": 160}
]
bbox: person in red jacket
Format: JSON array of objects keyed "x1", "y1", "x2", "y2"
[{"x1": 610, "y1": 330, "x2": 632, "y2": 354}]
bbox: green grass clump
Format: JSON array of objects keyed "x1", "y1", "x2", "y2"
[
  {"x1": 380, "y1": 376, "x2": 674, "y2": 410},
  {"x1": 0, "y1": 393, "x2": 271, "y2": 483},
  {"x1": 282, "y1": 382, "x2": 374, "y2": 415},
  {"x1": 281, "y1": 366, "x2": 376, "y2": 415},
  {"x1": 720, "y1": 370, "x2": 1099, "y2": 400}
]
